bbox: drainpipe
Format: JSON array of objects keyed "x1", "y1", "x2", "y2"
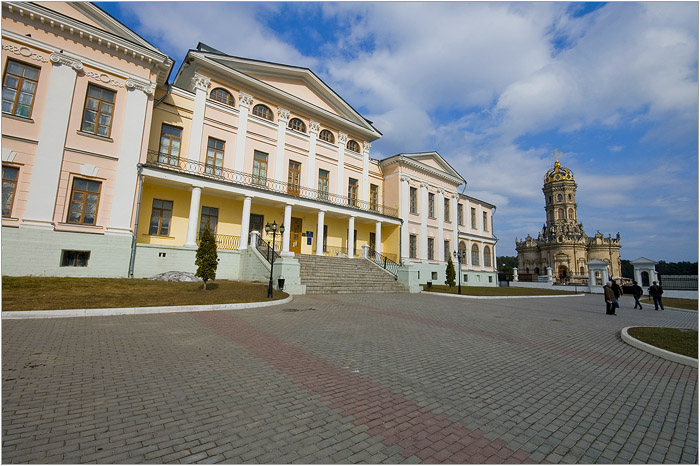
[{"x1": 128, "y1": 163, "x2": 144, "y2": 278}]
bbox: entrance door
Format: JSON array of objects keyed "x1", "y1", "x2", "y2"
[
  {"x1": 323, "y1": 225, "x2": 328, "y2": 253},
  {"x1": 369, "y1": 232, "x2": 376, "y2": 251},
  {"x1": 290, "y1": 217, "x2": 302, "y2": 254}
]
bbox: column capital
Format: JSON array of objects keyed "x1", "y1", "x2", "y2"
[
  {"x1": 278, "y1": 108, "x2": 290, "y2": 122},
  {"x1": 125, "y1": 78, "x2": 156, "y2": 95},
  {"x1": 49, "y1": 52, "x2": 82, "y2": 71},
  {"x1": 239, "y1": 92, "x2": 254, "y2": 108},
  {"x1": 309, "y1": 120, "x2": 320, "y2": 134},
  {"x1": 400, "y1": 175, "x2": 411, "y2": 183},
  {"x1": 190, "y1": 73, "x2": 210, "y2": 92},
  {"x1": 420, "y1": 182, "x2": 430, "y2": 189},
  {"x1": 363, "y1": 141, "x2": 371, "y2": 156},
  {"x1": 338, "y1": 132, "x2": 348, "y2": 144}
]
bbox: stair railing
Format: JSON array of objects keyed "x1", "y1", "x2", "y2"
[
  {"x1": 365, "y1": 247, "x2": 399, "y2": 279},
  {"x1": 255, "y1": 235, "x2": 279, "y2": 265}
]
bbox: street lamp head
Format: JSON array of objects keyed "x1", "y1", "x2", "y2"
[
  {"x1": 264, "y1": 222, "x2": 271, "y2": 233},
  {"x1": 271, "y1": 220, "x2": 277, "y2": 232},
  {"x1": 280, "y1": 223, "x2": 285, "y2": 234}
]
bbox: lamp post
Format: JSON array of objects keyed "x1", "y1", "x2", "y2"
[
  {"x1": 453, "y1": 249, "x2": 466, "y2": 295},
  {"x1": 265, "y1": 221, "x2": 285, "y2": 298}
]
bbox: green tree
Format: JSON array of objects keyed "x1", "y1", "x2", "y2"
[
  {"x1": 445, "y1": 255, "x2": 456, "y2": 288},
  {"x1": 497, "y1": 255, "x2": 518, "y2": 272},
  {"x1": 195, "y1": 224, "x2": 218, "y2": 290}
]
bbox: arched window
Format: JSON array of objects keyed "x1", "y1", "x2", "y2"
[
  {"x1": 471, "y1": 244, "x2": 480, "y2": 266},
  {"x1": 319, "y1": 129, "x2": 334, "y2": 143},
  {"x1": 210, "y1": 88, "x2": 234, "y2": 106},
  {"x1": 483, "y1": 246, "x2": 492, "y2": 267},
  {"x1": 252, "y1": 104, "x2": 273, "y2": 121},
  {"x1": 557, "y1": 208, "x2": 564, "y2": 220},
  {"x1": 568, "y1": 208, "x2": 575, "y2": 220},
  {"x1": 288, "y1": 118, "x2": 306, "y2": 133},
  {"x1": 347, "y1": 139, "x2": 360, "y2": 153}
]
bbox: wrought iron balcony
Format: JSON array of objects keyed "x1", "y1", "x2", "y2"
[{"x1": 145, "y1": 151, "x2": 399, "y2": 218}]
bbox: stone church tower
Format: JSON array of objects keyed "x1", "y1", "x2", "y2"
[{"x1": 515, "y1": 156, "x2": 622, "y2": 281}]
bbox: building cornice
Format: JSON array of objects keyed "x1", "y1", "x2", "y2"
[{"x1": 380, "y1": 155, "x2": 464, "y2": 187}]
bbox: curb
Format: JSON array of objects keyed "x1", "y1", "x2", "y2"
[
  {"x1": 1, "y1": 296, "x2": 294, "y2": 320},
  {"x1": 621, "y1": 326, "x2": 698, "y2": 368},
  {"x1": 421, "y1": 291, "x2": 585, "y2": 300}
]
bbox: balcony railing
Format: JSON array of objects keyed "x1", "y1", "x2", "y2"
[
  {"x1": 146, "y1": 150, "x2": 399, "y2": 218},
  {"x1": 197, "y1": 232, "x2": 240, "y2": 250}
]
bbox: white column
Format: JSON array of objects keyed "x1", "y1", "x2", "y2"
[
  {"x1": 184, "y1": 186, "x2": 203, "y2": 247},
  {"x1": 316, "y1": 210, "x2": 325, "y2": 256},
  {"x1": 23, "y1": 53, "x2": 82, "y2": 228},
  {"x1": 420, "y1": 183, "x2": 428, "y2": 260},
  {"x1": 437, "y1": 189, "x2": 445, "y2": 261},
  {"x1": 400, "y1": 176, "x2": 410, "y2": 260},
  {"x1": 239, "y1": 196, "x2": 252, "y2": 250},
  {"x1": 274, "y1": 108, "x2": 289, "y2": 183},
  {"x1": 336, "y1": 132, "x2": 347, "y2": 198},
  {"x1": 452, "y1": 194, "x2": 459, "y2": 255},
  {"x1": 282, "y1": 204, "x2": 292, "y2": 255},
  {"x1": 234, "y1": 92, "x2": 253, "y2": 173},
  {"x1": 375, "y1": 221, "x2": 382, "y2": 256},
  {"x1": 348, "y1": 216, "x2": 355, "y2": 258},
  {"x1": 492, "y1": 244, "x2": 497, "y2": 270},
  {"x1": 362, "y1": 142, "x2": 371, "y2": 203},
  {"x1": 186, "y1": 73, "x2": 210, "y2": 162},
  {"x1": 107, "y1": 80, "x2": 154, "y2": 235},
  {"x1": 307, "y1": 120, "x2": 319, "y2": 191}
]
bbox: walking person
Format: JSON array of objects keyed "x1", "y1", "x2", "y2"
[
  {"x1": 632, "y1": 280, "x2": 644, "y2": 309},
  {"x1": 611, "y1": 279, "x2": 623, "y2": 310},
  {"x1": 604, "y1": 281, "x2": 616, "y2": 315},
  {"x1": 649, "y1": 281, "x2": 665, "y2": 310}
]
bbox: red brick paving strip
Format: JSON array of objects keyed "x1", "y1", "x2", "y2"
[{"x1": 192, "y1": 311, "x2": 537, "y2": 464}]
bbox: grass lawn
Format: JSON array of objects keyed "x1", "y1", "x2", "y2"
[
  {"x1": 2, "y1": 276, "x2": 288, "y2": 312},
  {"x1": 627, "y1": 327, "x2": 698, "y2": 359},
  {"x1": 426, "y1": 285, "x2": 578, "y2": 296},
  {"x1": 638, "y1": 296, "x2": 698, "y2": 311}
]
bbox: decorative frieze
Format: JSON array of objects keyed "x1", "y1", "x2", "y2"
[
  {"x1": 2, "y1": 44, "x2": 48, "y2": 63},
  {"x1": 86, "y1": 71, "x2": 123, "y2": 88},
  {"x1": 49, "y1": 52, "x2": 82, "y2": 71}
]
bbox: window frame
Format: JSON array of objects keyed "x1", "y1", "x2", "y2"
[
  {"x1": 471, "y1": 244, "x2": 480, "y2": 266},
  {"x1": 288, "y1": 160, "x2": 301, "y2": 196},
  {"x1": 2, "y1": 164, "x2": 20, "y2": 217},
  {"x1": 444, "y1": 240, "x2": 450, "y2": 262},
  {"x1": 348, "y1": 178, "x2": 358, "y2": 206},
  {"x1": 209, "y1": 88, "x2": 234, "y2": 106},
  {"x1": 81, "y1": 83, "x2": 116, "y2": 138},
  {"x1": 346, "y1": 140, "x2": 360, "y2": 153},
  {"x1": 319, "y1": 129, "x2": 335, "y2": 143},
  {"x1": 484, "y1": 245, "x2": 492, "y2": 267},
  {"x1": 483, "y1": 212, "x2": 488, "y2": 231},
  {"x1": 149, "y1": 198, "x2": 173, "y2": 236},
  {"x1": 370, "y1": 184, "x2": 379, "y2": 211},
  {"x1": 205, "y1": 137, "x2": 225, "y2": 176},
  {"x1": 427, "y1": 237, "x2": 435, "y2": 261},
  {"x1": 318, "y1": 169, "x2": 330, "y2": 200},
  {"x1": 410, "y1": 187, "x2": 418, "y2": 214},
  {"x1": 444, "y1": 198, "x2": 450, "y2": 222},
  {"x1": 409, "y1": 234, "x2": 417, "y2": 259},
  {"x1": 158, "y1": 124, "x2": 182, "y2": 166},
  {"x1": 199, "y1": 206, "x2": 219, "y2": 236},
  {"x1": 66, "y1": 177, "x2": 102, "y2": 226},
  {"x1": 60, "y1": 250, "x2": 91, "y2": 267},
  {"x1": 428, "y1": 192, "x2": 435, "y2": 218},
  {"x1": 471, "y1": 207, "x2": 477, "y2": 229},
  {"x1": 2, "y1": 59, "x2": 40, "y2": 118},
  {"x1": 252, "y1": 104, "x2": 273, "y2": 121},
  {"x1": 288, "y1": 117, "x2": 306, "y2": 133},
  {"x1": 252, "y1": 150, "x2": 268, "y2": 186},
  {"x1": 458, "y1": 203, "x2": 464, "y2": 226}
]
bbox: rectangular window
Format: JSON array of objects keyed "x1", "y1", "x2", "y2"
[
  {"x1": 158, "y1": 124, "x2": 182, "y2": 166},
  {"x1": 67, "y1": 178, "x2": 101, "y2": 225},
  {"x1": 428, "y1": 237, "x2": 434, "y2": 260},
  {"x1": 428, "y1": 193, "x2": 435, "y2": 218},
  {"x1": 348, "y1": 178, "x2": 358, "y2": 206},
  {"x1": 458, "y1": 203, "x2": 463, "y2": 226},
  {"x1": 199, "y1": 206, "x2": 218, "y2": 235},
  {"x1": 2, "y1": 165, "x2": 19, "y2": 217},
  {"x1": 252, "y1": 151, "x2": 268, "y2": 185},
  {"x1": 410, "y1": 187, "x2": 417, "y2": 214},
  {"x1": 82, "y1": 84, "x2": 115, "y2": 137},
  {"x1": 250, "y1": 213, "x2": 264, "y2": 234},
  {"x1": 483, "y1": 212, "x2": 488, "y2": 231},
  {"x1": 149, "y1": 199, "x2": 173, "y2": 236},
  {"x1": 318, "y1": 169, "x2": 329, "y2": 200},
  {"x1": 444, "y1": 240, "x2": 450, "y2": 262},
  {"x1": 206, "y1": 137, "x2": 225, "y2": 176},
  {"x1": 61, "y1": 250, "x2": 90, "y2": 267},
  {"x1": 2, "y1": 59, "x2": 39, "y2": 118},
  {"x1": 370, "y1": 184, "x2": 379, "y2": 211},
  {"x1": 444, "y1": 198, "x2": 450, "y2": 222},
  {"x1": 471, "y1": 207, "x2": 477, "y2": 229},
  {"x1": 432, "y1": 272, "x2": 438, "y2": 281},
  {"x1": 409, "y1": 234, "x2": 417, "y2": 259},
  {"x1": 288, "y1": 160, "x2": 301, "y2": 196}
]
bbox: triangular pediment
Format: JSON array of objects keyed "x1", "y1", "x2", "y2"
[
  {"x1": 181, "y1": 48, "x2": 380, "y2": 137},
  {"x1": 403, "y1": 152, "x2": 465, "y2": 182}
]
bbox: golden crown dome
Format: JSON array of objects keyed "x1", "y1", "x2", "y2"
[{"x1": 544, "y1": 157, "x2": 574, "y2": 184}]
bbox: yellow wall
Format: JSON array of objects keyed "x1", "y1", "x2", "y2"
[{"x1": 138, "y1": 183, "x2": 193, "y2": 246}]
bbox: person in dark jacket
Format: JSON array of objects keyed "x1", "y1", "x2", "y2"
[
  {"x1": 632, "y1": 281, "x2": 643, "y2": 309},
  {"x1": 649, "y1": 281, "x2": 664, "y2": 310},
  {"x1": 611, "y1": 279, "x2": 622, "y2": 310},
  {"x1": 604, "y1": 281, "x2": 616, "y2": 315}
]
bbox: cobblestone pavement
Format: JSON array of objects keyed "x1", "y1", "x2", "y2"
[{"x1": 2, "y1": 293, "x2": 697, "y2": 464}]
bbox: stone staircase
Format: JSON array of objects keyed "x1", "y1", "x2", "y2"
[{"x1": 296, "y1": 254, "x2": 407, "y2": 294}]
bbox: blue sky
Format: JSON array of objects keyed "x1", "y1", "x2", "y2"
[{"x1": 98, "y1": 1, "x2": 698, "y2": 262}]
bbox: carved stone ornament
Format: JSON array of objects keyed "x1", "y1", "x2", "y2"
[
  {"x1": 86, "y1": 71, "x2": 124, "y2": 88},
  {"x1": 125, "y1": 78, "x2": 156, "y2": 95},
  {"x1": 239, "y1": 92, "x2": 254, "y2": 108},
  {"x1": 309, "y1": 120, "x2": 320, "y2": 133},
  {"x1": 363, "y1": 141, "x2": 372, "y2": 155},
  {"x1": 190, "y1": 73, "x2": 210, "y2": 92},
  {"x1": 338, "y1": 132, "x2": 348, "y2": 144},
  {"x1": 400, "y1": 175, "x2": 411, "y2": 183},
  {"x1": 49, "y1": 52, "x2": 83, "y2": 71},
  {"x1": 2, "y1": 44, "x2": 48, "y2": 63},
  {"x1": 278, "y1": 108, "x2": 290, "y2": 121}
]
